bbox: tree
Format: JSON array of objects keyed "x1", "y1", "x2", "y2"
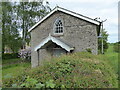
[
  {"x1": 2, "y1": 2, "x2": 13, "y2": 53},
  {"x1": 0, "y1": 2, "x2": 2, "y2": 59},
  {"x1": 2, "y1": 1, "x2": 51, "y2": 53},
  {"x1": 98, "y1": 29, "x2": 109, "y2": 54},
  {"x1": 6, "y1": 21, "x2": 22, "y2": 53},
  {"x1": 16, "y1": 1, "x2": 51, "y2": 49},
  {"x1": 2, "y1": 2, "x2": 22, "y2": 53}
]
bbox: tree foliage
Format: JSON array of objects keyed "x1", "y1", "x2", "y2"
[
  {"x1": 0, "y1": 2, "x2": 2, "y2": 53},
  {"x1": 113, "y1": 41, "x2": 120, "y2": 53},
  {"x1": 16, "y1": 1, "x2": 51, "y2": 48},
  {"x1": 2, "y1": 2, "x2": 22, "y2": 53},
  {"x1": 98, "y1": 29, "x2": 109, "y2": 53},
  {"x1": 2, "y1": 1, "x2": 51, "y2": 53}
]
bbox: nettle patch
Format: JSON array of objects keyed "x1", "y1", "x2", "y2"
[{"x1": 3, "y1": 52, "x2": 118, "y2": 88}]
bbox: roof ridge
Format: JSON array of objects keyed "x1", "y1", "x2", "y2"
[
  {"x1": 28, "y1": 6, "x2": 100, "y2": 32},
  {"x1": 57, "y1": 6, "x2": 100, "y2": 23}
]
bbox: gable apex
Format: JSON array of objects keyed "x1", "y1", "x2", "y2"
[
  {"x1": 28, "y1": 6, "x2": 100, "y2": 32},
  {"x1": 34, "y1": 35, "x2": 74, "y2": 52}
]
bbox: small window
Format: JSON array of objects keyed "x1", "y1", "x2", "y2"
[{"x1": 54, "y1": 19, "x2": 63, "y2": 34}]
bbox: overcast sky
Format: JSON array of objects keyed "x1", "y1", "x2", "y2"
[{"x1": 48, "y1": 0, "x2": 118, "y2": 43}]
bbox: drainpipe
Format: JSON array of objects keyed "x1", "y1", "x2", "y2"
[{"x1": 37, "y1": 50, "x2": 39, "y2": 66}]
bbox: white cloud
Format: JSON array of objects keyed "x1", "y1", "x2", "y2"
[
  {"x1": 49, "y1": 0, "x2": 119, "y2": 3},
  {"x1": 1, "y1": 0, "x2": 118, "y2": 43},
  {"x1": 49, "y1": 0, "x2": 118, "y2": 43}
]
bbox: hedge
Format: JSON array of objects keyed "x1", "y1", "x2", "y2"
[{"x1": 2, "y1": 53, "x2": 19, "y2": 60}]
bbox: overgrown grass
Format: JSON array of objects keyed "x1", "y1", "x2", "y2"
[
  {"x1": 3, "y1": 62, "x2": 30, "y2": 78},
  {"x1": 99, "y1": 44, "x2": 118, "y2": 74},
  {"x1": 2, "y1": 58, "x2": 22, "y2": 65},
  {"x1": 2, "y1": 52, "x2": 118, "y2": 88},
  {"x1": 105, "y1": 44, "x2": 118, "y2": 72},
  {"x1": 2, "y1": 58, "x2": 31, "y2": 82},
  {"x1": 2, "y1": 44, "x2": 118, "y2": 88}
]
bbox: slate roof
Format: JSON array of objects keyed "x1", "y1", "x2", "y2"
[{"x1": 28, "y1": 6, "x2": 101, "y2": 32}]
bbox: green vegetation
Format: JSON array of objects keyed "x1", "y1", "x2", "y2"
[
  {"x1": 2, "y1": 53, "x2": 19, "y2": 60},
  {"x1": 2, "y1": 58, "x2": 22, "y2": 65},
  {"x1": 2, "y1": 58, "x2": 30, "y2": 83},
  {"x1": 2, "y1": 52, "x2": 118, "y2": 88},
  {"x1": 113, "y1": 41, "x2": 120, "y2": 53},
  {"x1": 105, "y1": 44, "x2": 118, "y2": 73},
  {"x1": 2, "y1": 44, "x2": 118, "y2": 88},
  {"x1": 98, "y1": 29, "x2": 109, "y2": 53},
  {"x1": 0, "y1": 33, "x2": 1, "y2": 87},
  {"x1": 3, "y1": 63, "x2": 30, "y2": 80},
  {"x1": 2, "y1": 1, "x2": 51, "y2": 53}
]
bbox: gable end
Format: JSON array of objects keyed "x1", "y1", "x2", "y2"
[{"x1": 28, "y1": 6, "x2": 100, "y2": 32}]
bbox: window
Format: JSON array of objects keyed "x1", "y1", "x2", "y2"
[{"x1": 54, "y1": 19, "x2": 63, "y2": 34}]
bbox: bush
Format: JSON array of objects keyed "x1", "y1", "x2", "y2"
[
  {"x1": 18, "y1": 48, "x2": 31, "y2": 61},
  {"x1": 2, "y1": 52, "x2": 118, "y2": 88},
  {"x1": 2, "y1": 53, "x2": 19, "y2": 60},
  {"x1": 113, "y1": 43, "x2": 120, "y2": 53},
  {"x1": 86, "y1": 48, "x2": 92, "y2": 53}
]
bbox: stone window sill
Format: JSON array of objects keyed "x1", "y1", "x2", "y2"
[{"x1": 52, "y1": 33, "x2": 64, "y2": 36}]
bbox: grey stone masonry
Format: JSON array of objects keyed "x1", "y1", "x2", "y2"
[{"x1": 31, "y1": 11, "x2": 99, "y2": 67}]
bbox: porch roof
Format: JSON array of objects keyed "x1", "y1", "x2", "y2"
[{"x1": 34, "y1": 35, "x2": 74, "y2": 52}]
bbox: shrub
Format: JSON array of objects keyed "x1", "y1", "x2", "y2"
[
  {"x1": 86, "y1": 48, "x2": 92, "y2": 53},
  {"x1": 113, "y1": 43, "x2": 120, "y2": 53},
  {"x1": 20, "y1": 76, "x2": 38, "y2": 88},
  {"x1": 20, "y1": 77, "x2": 55, "y2": 88},
  {"x1": 18, "y1": 48, "x2": 31, "y2": 61},
  {"x1": 3, "y1": 52, "x2": 118, "y2": 88},
  {"x1": 2, "y1": 53, "x2": 19, "y2": 60}
]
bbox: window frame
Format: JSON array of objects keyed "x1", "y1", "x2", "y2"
[{"x1": 53, "y1": 18, "x2": 64, "y2": 35}]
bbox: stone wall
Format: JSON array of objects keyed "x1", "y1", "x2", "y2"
[{"x1": 31, "y1": 11, "x2": 98, "y2": 67}]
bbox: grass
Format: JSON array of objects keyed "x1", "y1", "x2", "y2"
[
  {"x1": 0, "y1": 34, "x2": 1, "y2": 87},
  {"x1": 2, "y1": 44, "x2": 118, "y2": 88},
  {"x1": 106, "y1": 44, "x2": 118, "y2": 65},
  {"x1": 101, "y1": 44, "x2": 118, "y2": 73},
  {"x1": 2, "y1": 58, "x2": 31, "y2": 80},
  {"x1": 3, "y1": 53, "x2": 118, "y2": 88},
  {"x1": 2, "y1": 58, "x2": 31, "y2": 88},
  {"x1": 0, "y1": 65, "x2": 1, "y2": 87},
  {"x1": 2, "y1": 58, "x2": 22, "y2": 65}
]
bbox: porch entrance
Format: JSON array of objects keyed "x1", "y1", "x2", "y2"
[{"x1": 52, "y1": 48, "x2": 66, "y2": 57}]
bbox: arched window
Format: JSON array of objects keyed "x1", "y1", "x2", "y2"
[{"x1": 54, "y1": 18, "x2": 63, "y2": 34}]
